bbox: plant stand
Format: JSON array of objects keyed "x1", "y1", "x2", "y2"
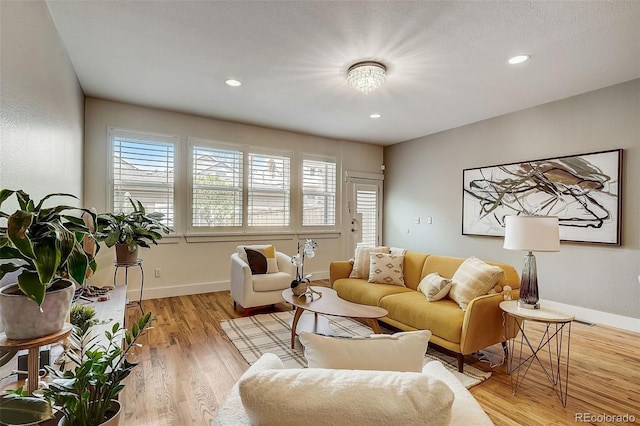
[
  {"x1": 0, "y1": 324, "x2": 72, "y2": 395},
  {"x1": 113, "y1": 259, "x2": 144, "y2": 313}
]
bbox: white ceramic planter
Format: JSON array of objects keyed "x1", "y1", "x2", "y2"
[{"x1": 0, "y1": 279, "x2": 74, "y2": 339}]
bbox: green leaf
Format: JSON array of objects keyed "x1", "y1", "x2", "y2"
[
  {"x1": 17, "y1": 271, "x2": 46, "y2": 306},
  {"x1": 32, "y1": 239, "x2": 61, "y2": 286},
  {"x1": 66, "y1": 244, "x2": 89, "y2": 286},
  {"x1": 0, "y1": 189, "x2": 15, "y2": 207},
  {"x1": 15, "y1": 190, "x2": 30, "y2": 211},
  {"x1": 7, "y1": 210, "x2": 35, "y2": 259},
  {"x1": 0, "y1": 395, "x2": 53, "y2": 425},
  {"x1": 33, "y1": 192, "x2": 77, "y2": 211}
]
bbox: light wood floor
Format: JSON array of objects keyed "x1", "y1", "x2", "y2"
[{"x1": 120, "y1": 288, "x2": 640, "y2": 426}]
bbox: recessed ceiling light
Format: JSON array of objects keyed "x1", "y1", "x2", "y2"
[
  {"x1": 370, "y1": 113, "x2": 382, "y2": 119},
  {"x1": 225, "y1": 79, "x2": 242, "y2": 87},
  {"x1": 508, "y1": 55, "x2": 530, "y2": 65}
]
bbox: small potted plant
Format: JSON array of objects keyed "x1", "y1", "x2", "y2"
[
  {"x1": 289, "y1": 239, "x2": 320, "y2": 297},
  {"x1": 0, "y1": 312, "x2": 154, "y2": 426},
  {"x1": 0, "y1": 189, "x2": 97, "y2": 339},
  {"x1": 95, "y1": 198, "x2": 172, "y2": 265}
]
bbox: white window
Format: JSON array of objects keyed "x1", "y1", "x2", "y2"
[
  {"x1": 110, "y1": 128, "x2": 176, "y2": 227},
  {"x1": 302, "y1": 157, "x2": 336, "y2": 226},
  {"x1": 248, "y1": 152, "x2": 290, "y2": 227},
  {"x1": 192, "y1": 145, "x2": 243, "y2": 227}
]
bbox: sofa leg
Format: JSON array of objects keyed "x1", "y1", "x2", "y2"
[{"x1": 457, "y1": 353, "x2": 464, "y2": 373}]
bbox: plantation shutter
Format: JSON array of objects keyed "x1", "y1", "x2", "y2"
[
  {"x1": 112, "y1": 132, "x2": 175, "y2": 227},
  {"x1": 192, "y1": 146, "x2": 243, "y2": 227},
  {"x1": 302, "y1": 158, "x2": 336, "y2": 226},
  {"x1": 356, "y1": 189, "x2": 377, "y2": 247},
  {"x1": 248, "y1": 153, "x2": 290, "y2": 227}
]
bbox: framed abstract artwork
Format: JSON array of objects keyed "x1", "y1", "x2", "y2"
[{"x1": 462, "y1": 149, "x2": 623, "y2": 245}]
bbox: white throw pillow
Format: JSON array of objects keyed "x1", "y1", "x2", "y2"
[
  {"x1": 418, "y1": 272, "x2": 453, "y2": 301},
  {"x1": 299, "y1": 330, "x2": 431, "y2": 372},
  {"x1": 368, "y1": 253, "x2": 405, "y2": 286},
  {"x1": 238, "y1": 363, "x2": 454, "y2": 426},
  {"x1": 349, "y1": 246, "x2": 389, "y2": 278},
  {"x1": 449, "y1": 256, "x2": 505, "y2": 310}
]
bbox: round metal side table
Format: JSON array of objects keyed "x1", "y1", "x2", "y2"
[{"x1": 500, "y1": 300, "x2": 574, "y2": 407}]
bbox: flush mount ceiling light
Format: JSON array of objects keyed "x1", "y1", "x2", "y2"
[
  {"x1": 508, "y1": 55, "x2": 530, "y2": 65},
  {"x1": 347, "y1": 61, "x2": 387, "y2": 94}
]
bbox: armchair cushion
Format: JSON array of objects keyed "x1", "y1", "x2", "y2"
[{"x1": 252, "y1": 272, "x2": 293, "y2": 292}]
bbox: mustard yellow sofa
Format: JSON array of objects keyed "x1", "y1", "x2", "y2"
[{"x1": 330, "y1": 251, "x2": 520, "y2": 372}]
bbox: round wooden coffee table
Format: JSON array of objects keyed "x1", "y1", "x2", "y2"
[{"x1": 282, "y1": 286, "x2": 388, "y2": 349}]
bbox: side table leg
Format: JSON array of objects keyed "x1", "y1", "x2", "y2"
[
  {"x1": 138, "y1": 263, "x2": 145, "y2": 313},
  {"x1": 27, "y1": 347, "x2": 40, "y2": 396}
]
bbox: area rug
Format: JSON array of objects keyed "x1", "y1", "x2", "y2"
[{"x1": 221, "y1": 311, "x2": 491, "y2": 388}]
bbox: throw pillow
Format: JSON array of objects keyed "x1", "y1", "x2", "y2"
[
  {"x1": 368, "y1": 253, "x2": 405, "y2": 286},
  {"x1": 418, "y1": 272, "x2": 453, "y2": 302},
  {"x1": 349, "y1": 246, "x2": 389, "y2": 278},
  {"x1": 236, "y1": 245, "x2": 279, "y2": 274},
  {"x1": 449, "y1": 256, "x2": 505, "y2": 310},
  {"x1": 299, "y1": 330, "x2": 431, "y2": 372},
  {"x1": 238, "y1": 361, "x2": 453, "y2": 426}
]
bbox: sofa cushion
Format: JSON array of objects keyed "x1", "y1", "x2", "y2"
[
  {"x1": 449, "y1": 257, "x2": 505, "y2": 310},
  {"x1": 237, "y1": 245, "x2": 279, "y2": 274},
  {"x1": 368, "y1": 253, "x2": 405, "y2": 286},
  {"x1": 251, "y1": 271, "x2": 292, "y2": 292},
  {"x1": 349, "y1": 246, "x2": 389, "y2": 279},
  {"x1": 333, "y1": 278, "x2": 413, "y2": 307},
  {"x1": 379, "y1": 292, "x2": 465, "y2": 344},
  {"x1": 418, "y1": 272, "x2": 452, "y2": 301},
  {"x1": 300, "y1": 330, "x2": 430, "y2": 372},
  {"x1": 238, "y1": 361, "x2": 454, "y2": 426}
]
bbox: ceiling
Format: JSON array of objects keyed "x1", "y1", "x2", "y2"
[{"x1": 45, "y1": 1, "x2": 640, "y2": 146}]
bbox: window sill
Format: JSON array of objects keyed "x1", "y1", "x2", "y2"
[{"x1": 184, "y1": 231, "x2": 340, "y2": 243}]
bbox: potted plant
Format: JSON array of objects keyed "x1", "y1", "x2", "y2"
[
  {"x1": 1, "y1": 312, "x2": 154, "y2": 426},
  {"x1": 0, "y1": 189, "x2": 97, "y2": 339},
  {"x1": 95, "y1": 199, "x2": 172, "y2": 265},
  {"x1": 289, "y1": 239, "x2": 320, "y2": 296}
]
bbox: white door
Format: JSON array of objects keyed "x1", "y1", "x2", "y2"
[{"x1": 348, "y1": 177, "x2": 383, "y2": 254}]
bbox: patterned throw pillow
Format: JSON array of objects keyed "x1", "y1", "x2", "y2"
[
  {"x1": 418, "y1": 273, "x2": 452, "y2": 302},
  {"x1": 237, "y1": 245, "x2": 279, "y2": 275},
  {"x1": 448, "y1": 257, "x2": 505, "y2": 310},
  {"x1": 368, "y1": 253, "x2": 405, "y2": 286},
  {"x1": 349, "y1": 246, "x2": 390, "y2": 279}
]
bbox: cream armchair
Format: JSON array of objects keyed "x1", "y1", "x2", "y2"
[{"x1": 230, "y1": 250, "x2": 296, "y2": 310}]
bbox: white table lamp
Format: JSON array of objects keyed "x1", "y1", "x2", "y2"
[{"x1": 503, "y1": 216, "x2": 560, "y2": 309}]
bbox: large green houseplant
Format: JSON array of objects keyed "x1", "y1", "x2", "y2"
[
  {"x1": 1, "y1": 313, "x2": 154, "y2": 426},
  {"x1": 0, "y1": 189, "x2": 97, "y2": 339},
  {"x1": 95, "y1": 199, "x2": 172, "y2": 264}
]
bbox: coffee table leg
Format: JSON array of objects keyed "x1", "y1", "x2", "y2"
[
  {"x1": 365, "y1": 318, "x2": 381, "y2": 334},
  {"x1": 291, "y1": 307, "x2": 305, "y2": 349}
]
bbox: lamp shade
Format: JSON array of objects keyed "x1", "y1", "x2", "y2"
[{"x1": 503, "y1": 216, "x2": 560, "y2": 252}]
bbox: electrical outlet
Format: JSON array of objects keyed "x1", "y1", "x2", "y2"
[
  {"x1": 414, "y1": 217, "x2": 421, "y2": 224},
  {"x1": 154, "y1": 268, "x2": 161, "y2": 278},
  {"x1": 427, "y1": 217, "x2": 433, "y2": 224}
]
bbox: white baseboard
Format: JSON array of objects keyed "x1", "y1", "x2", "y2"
[
  {"x1": 130, "y1": 270, "x2": 330, "y2": 301},
  {"x1": 540, "y1": 299, "x2": 640, "y2": 333}
]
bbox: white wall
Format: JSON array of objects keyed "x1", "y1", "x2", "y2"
[
  {"x1": 0, "y1": 0, "x2": 84, "y2": 205},
  {"x1": 84, "y1": 98, "x2": 383, "y2": 300},
  {"x1": 383, "y1": 80, "x2": 640, "y2": 325}
]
